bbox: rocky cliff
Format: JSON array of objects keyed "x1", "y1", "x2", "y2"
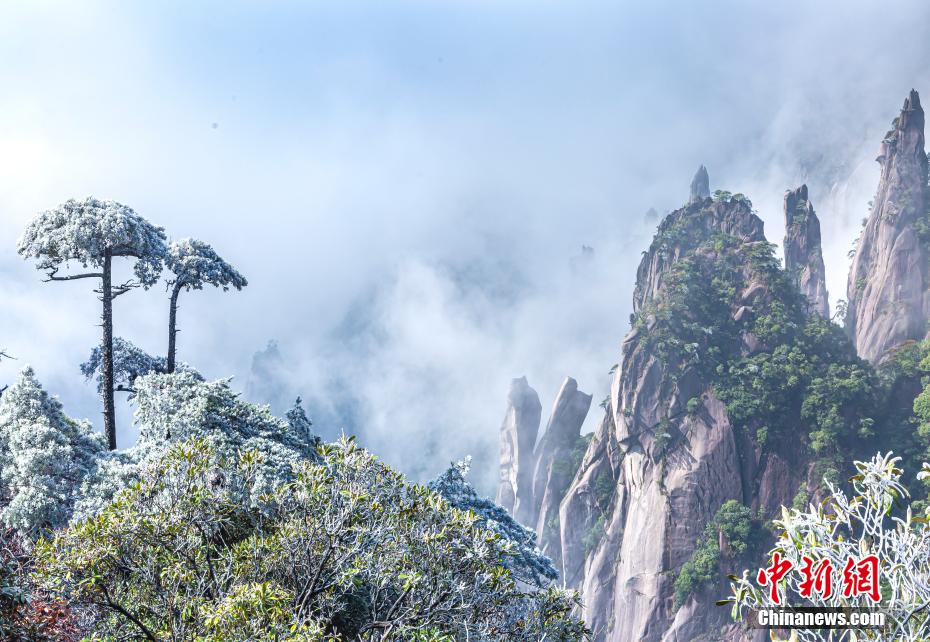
[
  {"x1": 846, "y1": 90, "x2": 930, "y2": 363},
  {"x1": 496, "y1": 376, "x2": 542, "y2": 526},
  {"x1": 563, "y1": 190, "x2": 815, "y2": 641},
  {"x1": 783, "y1": 184, "x2": 829, "y2": 317},
  {"x1": 496, "y1": 375, "x2": 592, "y2": 552},
  {"x1": 496, "y1": 92, "x2": 928, "y2": 641},
  {"x1": 498, "y1": 173, "x2": 875, "y2": 641}
]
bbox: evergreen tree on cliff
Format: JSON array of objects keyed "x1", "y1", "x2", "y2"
[
  {"x1": 17, "y1": 197, "x2": 168, "y2": 449},
  {"x1": 165, "y1": 238, "x2": 247, "y2": 373}
]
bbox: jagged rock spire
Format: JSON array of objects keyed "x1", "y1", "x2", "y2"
[
  {"x1": 689, "y1": 165, "x2": 710, "y2": 204},
  {"x1": 496, "y1": 377, "x2": 541, "y2": 525},
  {"x1": 497, "y1": 375, "x2": 591, "y2": 543},
  {"x1": 846, "y1": 89, "x2": 929, "y2": 363},
  {"x1": 532, "y1": 377, "x2": 591, "y2": 558},
  {"x1": 560, "y1": 195, "x2": 791, "y2": 640},
  {"x1": 783, "y1": 184, "x2": 829, "y2": 317}
]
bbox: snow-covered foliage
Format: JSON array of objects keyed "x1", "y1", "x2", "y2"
[
  {"x1": 133, "y1": 372, "x2": 316, "y2": 456},
  {"x1": 166, "y1": 238, "x2": 247, "y2": 292},
  {"x1": 35, "y1": 436, "x2": 589, "y2": 640},
  {"x1": 79, "y1": 337, "x2": 201, "y2": 394},
  {"x1": 0, "y1": 368, "x2": 322, "y2": 531},
  {"x1": 285, "y1": 396, "x2": 318, "y2": 449},
  {"x1": 80, "y1": 337, "x2": 168, "y2": 393},
  {"x1": 0, "y1": 369, "x2": 104, "y2": 539},
  {"x1": 73, "y1": 372, "x2": 324, "y2": 509},
  {"x1": 728, "y1": 452, "x2": 930, "y2": 641},
  {"x1": 17, "y1": 197, "x2": 167, "y2": 286},
  {"x1": 71, "y1": 450, "x2": 138, "y2": 524},
  {"x1": 429, "y1": 456, "x2": 559, "y2": 587}
]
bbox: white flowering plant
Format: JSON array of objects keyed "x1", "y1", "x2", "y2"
[{"x1": 725, "y1": 452, "x2": 930, "y2": 641}]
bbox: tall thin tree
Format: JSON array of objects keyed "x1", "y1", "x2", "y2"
[
  {"x1": 18, "y1": 197, "x2": 167, "y2": 449},
  {"x1": 165, "y1": 239, "x2": 247, "y2": 373}
]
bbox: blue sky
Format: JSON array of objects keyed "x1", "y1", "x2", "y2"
[{"x1": 1, "y1": 1, "x2": 929, "y2": 487}]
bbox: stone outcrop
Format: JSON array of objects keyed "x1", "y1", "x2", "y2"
[
  {"x1": 553, "y1": 193, "x2": 806, "y2": 642},
  {"x1": 689, "y1": 165, "x2": 710, "y2": 204},
  {"x1": 496, "y1": 377, "x2": 542, "y2": 526},
  {"x1": 633, "y1": 192, "x2": 765, "y2": 315},
  {"x1": 532, "y1": 377, "x2": 592, "y2": 560},
  {"x1": 846, "y1": 90, "x2": 930, "y2": 363},
  {"x1": 783, "y1": 185, "x2": 829, "y2": 317},
  {"x1": 498, "y1": 93, "x2": 930, "y2": 640},
  {"x1": 496, "y1": 375, "x2": 592, "y2": 541}
]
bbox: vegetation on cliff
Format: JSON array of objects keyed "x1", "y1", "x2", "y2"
[
  {"x1": 633, "y1": 193, "x2": 875, "y2": 477},
  {"x1": 629, "y1": 189, "x2": 930, "y2": 609}
]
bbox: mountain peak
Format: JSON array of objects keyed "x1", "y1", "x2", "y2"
[
  {"x1": 783, "y1": 184, "x2": 829, "y2": 317},
  {"x1": 689, "y1": 165, "x2": 710, "y2": 204},
  {"x1": 846, "y1": 90, "x2": 929, "y2": 362}
]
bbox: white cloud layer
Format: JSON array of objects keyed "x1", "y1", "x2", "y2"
[{"x1": 1, "y1": 0, "x2": 928, "y2": 490}]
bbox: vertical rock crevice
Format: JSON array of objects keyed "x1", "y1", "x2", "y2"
[{"x1": 496, "y1": 375, "x2": 592, "y2": 541}]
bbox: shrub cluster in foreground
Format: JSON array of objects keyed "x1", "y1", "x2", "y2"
[
  {"x1": 31, "y1": 437, "x2": 587, "y2": 640},
  {"x1": 0, "y1": 366, "x2": 588, "y2": 640}
]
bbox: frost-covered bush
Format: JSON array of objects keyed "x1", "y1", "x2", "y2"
[
  {"x1": 429, "y1": 456, "x2": 559, "y2": 587},
  {"x1": 285, "y1": 396, "x2": 317, "y2": 448},
  {"x1": 0, "y1": 368, "x2": 104, "y2": 539},
  {"x1": 132, "y1": 371, "x2": 317, "y2": 455},
  {"x1": 727, "y1": 452, "x2": 930, "y2": 641},
  {"x1": 35, "y1": 437, "x2": 589, "y2": 641},
  {"x1": 80, "y1": 336, "x2": 201, "y2": 395},
  {"x1": 71, "y1": 449, "x2": 139, "y2": 524},
  {"x1": 133, "y1": 371, "x2": 321, "y2": 505},
  {"x1": 76, "y1": 372, "x2": 321, "y2": 516}
]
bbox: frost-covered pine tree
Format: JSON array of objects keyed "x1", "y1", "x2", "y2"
[
  {"x1": 81, "y1": 336, "x2": 168, "y2": 394},
  {"x1": 0, "y1": 368, "x2": 104, "y2": 538},
  {"x1": 165, "y1": 239, "x2": 247, "y2": 372},
  {"x1": 17, "y1": 198, "x2": 168, "y2": 449},
  {"x1": 285, "y1": 396, "x2": 319, "y2": 449},
  {"x1": 429, "y1": 456, "x2": 559, "y2": 587}
]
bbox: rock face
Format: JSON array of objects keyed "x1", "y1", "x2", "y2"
[
  {"x1": 783, "y1": 185, "x2": 829, "y2": 317},
  {"x1": 552, "y1": 194, "x2": 807, "y2": 642},
  {"x1": 532, "y1": 377, "x2": 592, "y2": 560},
  {"x1": 846, "y1": 90, "x2": 930, "y2": 363},
  {"x1": 633, "y1": 193, "x2": 765, "y2": 314},
  {"x1": 496, "y1": 377, "x2": 542, "y2": 526},
  {"x1": 689, "y1": 165, "x2": 710, "y2": 204},
  {"x1": 495, "y1": 91, "x2": 930, "y2": 642},
  {"x1": 497, "y1": 376, "x2": 592, "y2": 552}
]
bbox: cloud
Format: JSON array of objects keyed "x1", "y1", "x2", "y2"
[{"x1": 0, "y1": 1, "x2": 928, "y2": 492}]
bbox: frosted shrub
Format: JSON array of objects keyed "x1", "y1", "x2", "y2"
[{"x1": 727, "y1": 452, "x2": 930, "y2": 641}]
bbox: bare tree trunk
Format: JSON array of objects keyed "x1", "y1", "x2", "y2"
[
  {"x1": 102, "y1": 250, "x2": 117, "y2": 450},
  {"x1": 167, "y1": 281, "x2": 183, "y2": 373}
]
